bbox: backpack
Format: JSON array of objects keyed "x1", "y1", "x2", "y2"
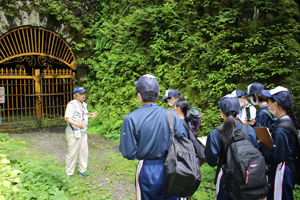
[
  {"x1": 217, "y1": 124, "x2": 269, "y2": 200},
  {"x1": 261, "y1": 109, "x2": 277, "y2": 123},
  {"x1": 189, "y1": 109, "x2": 202, "y2": 132},
  {"x1": 164, "y1": 109, "x2": 201, "y2": 197},
  {"x1": 276, "y1": 121, "x2": 300, "y2": 185},
  {"x1": 182, "y1": 120, "x2": 205, "y2": 166}
]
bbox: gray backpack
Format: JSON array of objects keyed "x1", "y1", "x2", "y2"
[{"x1": 164, "y1": 109, "x2": 201, "y2": 197}]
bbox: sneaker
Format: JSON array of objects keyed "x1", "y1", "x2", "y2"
[{"x1": 78, "y1": 170, "x2": 92, "y2": 177}]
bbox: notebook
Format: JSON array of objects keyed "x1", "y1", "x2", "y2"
[
  {"x1": 254, "y1": 127, "x2": 273, "y2": 150},
  {"x1": 197, "y1": 136, "x2": 207, "y2": 147}
]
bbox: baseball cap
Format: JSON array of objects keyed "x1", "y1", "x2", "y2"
[
  {"x1": 231, "y1": 89, "x2": 245, "y2": 98},
  {"x1": 73, "y1": 87, "x2": 87, "y2": 94},
  {"x1": 244, "y1": 82, "x2": 264, "y2": 98},
  {"x1": 218, "y1": 94, "x2": 241, "y2": 116},
  {"x1": 162, "y1": 89, "x2": 179, "y2": 100},
  {"x1": 134, "y1": 74, "x2": 160, "y2": 97},
  {"x1": 262, "y1": 86, "x2": 293, "y2": 108}
]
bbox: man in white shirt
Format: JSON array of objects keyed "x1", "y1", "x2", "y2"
[
  {"x1": 64, "y1": 87, "x2": 98, "y2": 179},
  {"x1": 231, "y1": 89, "x2": 256, "y2": 123}
]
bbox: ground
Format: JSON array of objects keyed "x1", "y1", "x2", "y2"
[{"x1": 10, "y1": 127, "x2": 135, "y2": 200}]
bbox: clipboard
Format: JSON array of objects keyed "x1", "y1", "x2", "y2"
[
  {"x1": 197, "y1": 136, "x2": 207, "y2": 147},
  {"x1": 254, "y1": 127, "x2": 273, "y2": 150}
]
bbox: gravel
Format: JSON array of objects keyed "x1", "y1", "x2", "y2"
[{"x1": 10, "y1": 127, "x2": 135, "y2": 200}]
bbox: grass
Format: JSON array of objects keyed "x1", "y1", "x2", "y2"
[{"x1": 1, "y1": 130, "x2": 299, "y2": 200}]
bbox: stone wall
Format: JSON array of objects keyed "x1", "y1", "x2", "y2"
[{"x1": 0, "y1": 0, "x2": 96, "y2": 84}]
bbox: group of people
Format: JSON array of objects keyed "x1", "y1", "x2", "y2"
[
  {"x1": 63, "y1": 74, "x2": 299, "y2": 200},
  {"x1": 206, "y1": 82, "x2": 299, "y2": 200}
]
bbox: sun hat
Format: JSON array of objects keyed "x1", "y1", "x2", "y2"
[
  {"x1": 262, "y1": 86, "x2": 292, "y2": 108},
  {"x1": 134, "y1": 74, "x2": 160, "y2": 97}
]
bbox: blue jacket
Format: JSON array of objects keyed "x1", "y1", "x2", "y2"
[
  {"x1": 119, "y1": 104, "x2": 188, "y2": 160},
  {"x1": 205, "y1": 121, "x2": 258, "y2": 200},
  {"x1": 258, "y1": 118, "x2": 297, "y2": 164},
  {"x1": 258, "y1": 117, "x2": 297, "y2": 200},
  {"x1": 254, "y1": 105, "x2": 274, "y2": 128},
  {"x1": 205, "y1": 121, "x2": 258, "y2": 167}
]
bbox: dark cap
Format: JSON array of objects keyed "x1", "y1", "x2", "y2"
[
  {"x1": 244, "y1": 82, "x2": 264, "y2": 98},
  {"x1": 231, "y1": 89, "x2": 245, "y2": 98},
  {"x1": 162, "y1": 89, "x2": 179, "y2": 100},
  {"x1": 73, "y1": 87, "x2": 87, "y2": 94},
  {"x1": 262, "y1": 86, "x2": 293, "y2": 108},
  {"x1": 135, "y1": 74, "x2": 160, "y2": 97},
  {"x1": 218, "y1": 94, "x2": 241, "y2": 116}
]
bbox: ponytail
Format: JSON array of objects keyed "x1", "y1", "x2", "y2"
[
  {"x1": 219, "y1": 111, "x2": 242, "y2": 152},
  {"x1": 178, "y1": 93, "x2": 185, "y2": 101},
  {"x1": 285, "y1": 105, "x2": 300, "y2": 129},
  {"x1": 174, "y1": 98, "x2": 190, "y2": 124}
]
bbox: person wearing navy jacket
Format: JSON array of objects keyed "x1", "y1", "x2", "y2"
[
  {"x1": 259, "y1": 86, "x2": 299, "y2": 200},
  {"x1": 244, "y1": 82, "x2": 275, "y2": 128},
  {"x1": 205, "y1": 94, "x2": 258, "y2": 200},
  {"x1": 119, "y1": 74, "x2": 188, "y2": 200}
]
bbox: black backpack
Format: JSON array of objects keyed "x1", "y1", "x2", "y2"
[
  {"x1": 182, "y1": 120, "x2": 205, "y2": 166},
  {"x1": 217, "y1": 124, "x2": 270, "y2": 200},
  {"x1": 276, "y1": 121, "x2": 300, "y2": 185},
  {"x1": 189, "y1": 109, "x2": 202, "y2": 132},
  {"x1": 164, "y1": 109, "x2": 201, "y2": 197}
]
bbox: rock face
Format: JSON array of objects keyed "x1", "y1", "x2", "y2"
[
  {"x1": 0, "y1": 0, "x2": 94, "y2": 45},
  {"x1": 0, "y1": 0, "x2": 94, "y2": 85}
]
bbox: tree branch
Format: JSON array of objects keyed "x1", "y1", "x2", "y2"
[{"x1": 121, "y1": 0, "x2": 133, "y2": 17}]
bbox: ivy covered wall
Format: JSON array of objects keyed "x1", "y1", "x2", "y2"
[
  {"x1": 2, "y1": 0, "x2": 300, "y2": 135},
  {"x1": 78, "y1": 0, "x2": 300, "y2": 135}
]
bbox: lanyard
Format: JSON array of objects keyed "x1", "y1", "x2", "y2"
[
  {"x1": 273, "y1": 114, "x2": 287, "y2": 127},
  {"x1": 76, "y1": 100, "x2": 85, "y2": 120}
]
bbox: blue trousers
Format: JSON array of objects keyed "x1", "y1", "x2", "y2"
[{"x1": 135, "y1": 158, "x2": 187, "y2": 200}]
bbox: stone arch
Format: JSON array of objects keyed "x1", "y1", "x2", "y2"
[{"x1": 0, "y1": 26, "x2": 76, "y2": 70}]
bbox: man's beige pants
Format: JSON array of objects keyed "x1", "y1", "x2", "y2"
[{"x1": 65, "y1": 131, "x2": 88, "y2": 175}]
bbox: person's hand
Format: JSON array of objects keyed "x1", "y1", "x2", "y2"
[
  {"x1": 76, "y1": 122, "x2": 85, "y2": 129},
  {"x1": 89, "y1": 112, "x2": 98, "y2": 118},
  {"x1": 247, "y1": 118, "x2": 255, "y2": 126}
]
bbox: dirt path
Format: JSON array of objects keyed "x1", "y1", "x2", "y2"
[{"x1": 10, "y1": 127, "x2": 135, "y2": 200}]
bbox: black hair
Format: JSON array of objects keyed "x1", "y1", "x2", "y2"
[
  {"x1": 178, "y1": 93, "x2": 185, "y2": 100},
  {"x1": 285, "y1": 105, "x2": 300, "y2": 129},
  {"x1": 251, "y1": 93, "x2": 267, "y2": 103},
  {"x1": 219, "y1": 111, "x2": 243, "y2": 153},
  {"x1": 140, "y1": 91, "x2": 158, "y2": 103},
  {"x1": 174, "y1": 97, "x2": 191, "y2": 124}
]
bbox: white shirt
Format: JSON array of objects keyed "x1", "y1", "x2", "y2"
[
  {"x1": 238, "y1": 103, "x2": 256, "y2": 123},
  {"x1": 65, "y1": 99, "x2": 89, "y2": 135}
]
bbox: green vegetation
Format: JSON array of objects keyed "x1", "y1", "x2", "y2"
[
  {"x1": 75, "y1": 0, "x2": 300, "y2": 135},
  {"x1": 0, "y1": 132, "x2": 218, "y2": 199}
]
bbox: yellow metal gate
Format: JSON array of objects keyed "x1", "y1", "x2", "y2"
[
  {"x1": 0, "y1": 27, "x2": 77, "y2": 131},
  {"x1": 0, "y1": 67, "x2": 75, "y2": 131}
]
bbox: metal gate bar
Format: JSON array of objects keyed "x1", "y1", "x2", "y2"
[{"x1": 0, "y1": 67, "x2": 75, "y2": 131}]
